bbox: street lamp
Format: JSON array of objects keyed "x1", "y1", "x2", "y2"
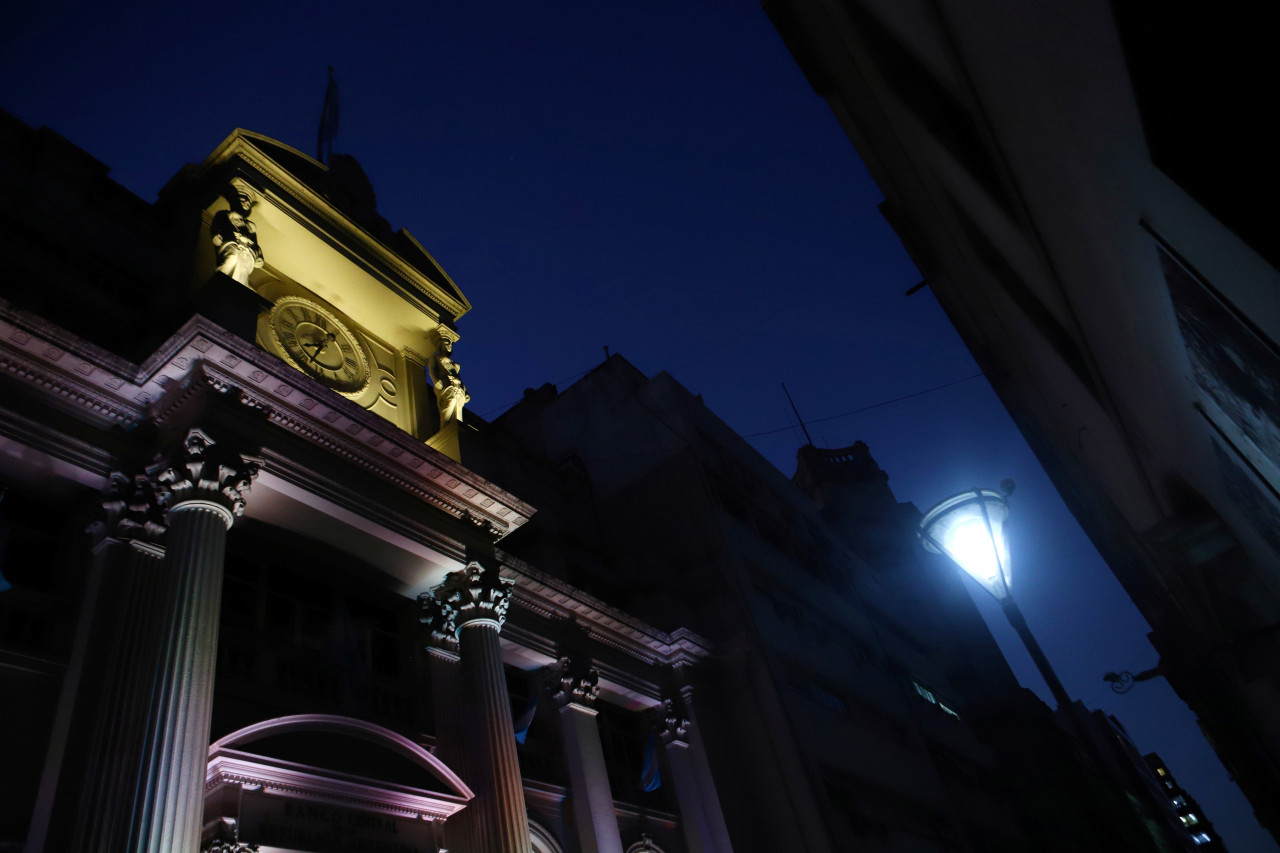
[
  {"x1": 918, "y1": 486, "x2": 1076, "y2": 715},
  {"x1": 920, "y1": 489, "x2": 1172, "y2": 848}
]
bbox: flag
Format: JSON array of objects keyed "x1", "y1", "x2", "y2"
[
  {"x1": 513, "y1": 689, "x2": 538, "y2": 744},
  {"x1": 640, "y1": 732, "x2": 661, "y2": 792},
  {"x1": 317, "y1": 67, "x2": 340, "y2": 164}
]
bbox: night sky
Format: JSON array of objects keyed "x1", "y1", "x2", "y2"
[{"x1": 2, "y1": 2, "x2": 1271, "y2": 849}]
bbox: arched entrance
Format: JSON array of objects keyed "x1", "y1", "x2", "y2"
[
  {"x1": 205, "y1": 714, "x2": 472, "y2": 852},
  {"x1": 529, "y1": 820, "x2": 565, "y2": 853}
]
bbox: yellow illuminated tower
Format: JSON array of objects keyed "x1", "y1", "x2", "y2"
[{"x1": 179, "y1": 130, "x2": 473, "y2": 460}]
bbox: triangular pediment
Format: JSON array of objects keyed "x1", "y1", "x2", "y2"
[{"x1": 394, "y1": 228, "x2": 469, "y2": 311}]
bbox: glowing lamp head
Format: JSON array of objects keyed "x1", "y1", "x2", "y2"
[{"x1": 919, "y1": 488, "x2": 1012, "y2": 600}]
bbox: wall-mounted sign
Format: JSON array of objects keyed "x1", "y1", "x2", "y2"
[{"x1": 239, "y1": 790, "x2": 435, "y2": 853}]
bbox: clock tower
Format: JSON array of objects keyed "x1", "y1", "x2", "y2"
[{"x1": 170, "y1": 129, "x2": 472, "y2": 460}]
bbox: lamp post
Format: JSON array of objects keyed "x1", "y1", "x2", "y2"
[
  {"x1": 917, "y1": 486, "x2": 1077, "y2": 716},
  {"x1": 919, "y1": 491, "x2": 1176, "y2": 853}
]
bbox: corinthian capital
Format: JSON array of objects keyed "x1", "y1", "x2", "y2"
[
  {"x1": 550, "y1": 655, "x2": 600, "y2": 709},
  {"x1": 418, "y1": 591, "x2": 460, "y2": 653},
  {"x1": 148, "y1": 428, "x2": 261, "y2": 523},
  {"x1": 94, "y1": 472, "x2": 168, "y2": 546},
  {"x1": 202, "y1": 842, "x2": 259, "y2": 853},
  {"x1": 658, "y1": 697, "x2": 690, "y2": 746},
  {"x1": 202, "y1": 817, "x2": 259, "y2": 852},
  {"x1": 432, "y1": 560, "x2": 514, "y2": 633}
]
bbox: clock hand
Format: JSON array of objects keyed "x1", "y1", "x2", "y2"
[{"x1": 302, "y1": 332, "x2": 338, "y2": 362}]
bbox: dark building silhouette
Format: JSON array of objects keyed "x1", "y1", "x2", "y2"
[
  {"x1": 1147, "y1": 753, "x2": 1230, "y2": 851},
  {"x1": 764, "y1": 0, "x2": 1280, "y2": 842},
  {"x1": 464, "y1": 355, "x2": 1184, "y2": 852}
]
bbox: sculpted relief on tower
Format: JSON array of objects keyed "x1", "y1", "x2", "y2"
[
  {"x1": 211, "y1": 178, "x2": 264, "y2": 286},
  {"x1": 428, "y1": 333, "x2": 469, "y2": 426}
]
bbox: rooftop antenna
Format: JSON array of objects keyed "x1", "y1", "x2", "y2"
[{"x1": 781, "y1": 382, "x2": 814, "y2": 446}]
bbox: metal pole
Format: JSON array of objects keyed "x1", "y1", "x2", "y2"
[
  {"x1": 999, "y1": 595, "x2": 1074, "y2": 712},
  {"x1": 1000, "y1": 595, "x2": 1113, "y2": 776},
  {"x1": 780, "y1": 383, "x2": 814, "y2": 446}
]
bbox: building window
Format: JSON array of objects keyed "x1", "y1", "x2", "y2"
[
  {"x1": 1192, "y1": 833, "x2": 1211, "y2": 845},
  {"x1": 1171, "y1": 796, "x2": 1186, "y2": 808},
  {"x1": 913, "y1": 681, "x2": 959, "y2": 718},
  {"x1": 1181, "y1": 813, "x2": 1199, "y2": 826}
]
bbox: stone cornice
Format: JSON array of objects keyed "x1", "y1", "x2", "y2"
[
  {"x1": 205, "y1": 751, "x2": 468, "y2": 822},
  {"x1": 496, "y1": 552, "x2": 714, "y2": 669},
  {"x1": 0, "y1": 307, "x2": 533, "y2": 540},
  {"x1": 521, "y1": 780, "x2": 678, "y2": 828},
  {"x1": 0, "y1": 299, "x2": 150, "y2": 428},
  {"x1": 258, "y1": 448, "x2": 468, "y2": 565},
  {"x1": 0, "y1": 404, "x2": 117, "y2": 484},
  {"x1": 500, "y1": 622, "x2": 665, "y2": 705}
]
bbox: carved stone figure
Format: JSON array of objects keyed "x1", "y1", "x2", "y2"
[
  {"x1": 211, "y1": 178, "x2": 264, "y2": 285},
  {"x1": 429, "y1": 337, "x2": 469, "y2": 425}
]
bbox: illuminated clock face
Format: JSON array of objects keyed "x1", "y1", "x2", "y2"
[{"x1": 269, "y1": 297, "x2": 369, "y2": 395}]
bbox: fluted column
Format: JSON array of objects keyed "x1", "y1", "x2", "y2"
[
  {"x1": 421, "y1": 596, "x2": 478, "y2": 853},
  {"x1": 552, "y1": 656, "x2": 624, "y2": 853},
  {"x1": 675, "y1": 684, "x2": 734, "y2": 853},
  {"x1": 124, "y1": 428, "x2": 259, "y2": 853},
  {"x1": 431, "y1": 561, "x2": 531, "y2": 853},
  {"x1": 60, "y1": 475, "x2": 171, "y2": 853},
  {"x1": 659, "y1": 701, "x2": 705, "y2": 853},
  {"x1": 27, "y1": 474, "x2": 171, "y2": 853},
  {"x1": 660, "y1": 690, "x2": 733, "y2": 853}
]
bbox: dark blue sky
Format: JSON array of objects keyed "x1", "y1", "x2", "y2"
[{"x1": 2, "y1": 1, "x2": 1269, "y2": 848}]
